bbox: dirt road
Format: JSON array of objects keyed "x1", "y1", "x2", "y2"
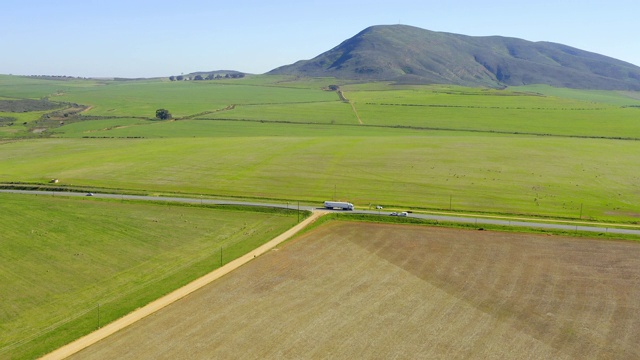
[{"x1": 40, "y1": 211, "x2": 326, "y2": 360}]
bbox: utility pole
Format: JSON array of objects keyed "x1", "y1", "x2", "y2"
[{"x1": 579, "y1": 203, "x2": 583, "y2": 219}]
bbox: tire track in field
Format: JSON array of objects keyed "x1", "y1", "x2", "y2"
[{"x1": 40, "y1": 211, "x2": 328, "y2": 360}]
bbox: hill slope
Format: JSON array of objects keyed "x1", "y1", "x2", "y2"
[{"x1": 268, "y1": 25, "x2": 640, "y2": 90}]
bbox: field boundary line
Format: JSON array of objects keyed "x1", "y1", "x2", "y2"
[
  {"x1": 40, "y1": 211, "x2": 327, "y2": 360},
  {"x1": 419, "y1": 210, "x2": 640, "y2": 229}
]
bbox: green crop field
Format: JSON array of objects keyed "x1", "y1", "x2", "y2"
[
  {"x1": 50, "y1": 119, "x2": 420, "y2": 138},
  {"x1": 45, "y1": 78, "x2": 340, "y2": 118},
  {"x1": 2, "y1": 134, "x2": 639, "y2": 222},
  {"x1": 0, "y1": 75, "x2": 101, "y2": 99},
  {"x1": 198, "y1": 101, "x2": 358, "y2": 125},
  {"x1": 341, "y1": 85, "x2": 640, "y2": 138},
  {"x1": 2, "y1": 72, "x2": 640, "y2": 358},
  {"x1": 0, "y1": 192, "x2": 300, "y2": 359},
  {"x1": 1, "y1": 74, "x2": 640, "y2": 223}
]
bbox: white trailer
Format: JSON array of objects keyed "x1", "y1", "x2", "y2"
[{"x1": 323, "y1": 201, "x2": 354, "y2": 210}]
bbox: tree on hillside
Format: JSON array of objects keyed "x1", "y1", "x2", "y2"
[
  {"x1": 169, "y1": 76, "x2": 176, "y2": 81},
  {"x1": 155, "y1": 109, "x2": 172, "y2": 120},
  {"x1": 176, "y1": 75, "x2": 184, "y2": 81},
  {"x1": 194, "y1": 75, "x2": 204, "y2": 81}
]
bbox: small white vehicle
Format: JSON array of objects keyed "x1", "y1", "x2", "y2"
[{"x1": 399, "y1": 212, "x2": 408, "y2": 217}]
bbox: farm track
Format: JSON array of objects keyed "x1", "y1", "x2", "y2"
[
  {"x1": 40, "y1": 211, "x2": 327, "y2": 360},
  {"x1": 337, "y1": 90, "x2": 363, "y2": 124}
]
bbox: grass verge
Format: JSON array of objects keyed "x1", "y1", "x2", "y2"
[{"x1": 311, "y1": 213, "x2": 640, "y2": 242}]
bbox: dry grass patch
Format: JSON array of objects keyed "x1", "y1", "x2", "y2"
[{"x1": 71, "y1": 222, "x2": 640, "y2": 359}]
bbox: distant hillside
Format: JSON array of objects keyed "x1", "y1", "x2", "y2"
[{"x1": 268, "y1": 25, "x2": 640, "y2": 90}]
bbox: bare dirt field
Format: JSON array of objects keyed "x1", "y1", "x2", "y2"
[{"x1": 69, "y1": 222, "x2": 640, "y2": 359}]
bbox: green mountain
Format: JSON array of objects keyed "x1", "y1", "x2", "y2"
[{"x1": 268, "y1": 25, "x2": 640, "y2": 90}]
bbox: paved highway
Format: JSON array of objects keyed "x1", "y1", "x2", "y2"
[{"x1": 3, "y1": 189, "x2": 640, "y2": 236}]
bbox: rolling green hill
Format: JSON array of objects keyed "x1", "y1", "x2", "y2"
[{"x1": 269, "y1": 25, "x2": 640, "y2": 90}]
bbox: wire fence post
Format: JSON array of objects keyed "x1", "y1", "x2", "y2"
[{"x1": 579, "y1": 203, "x2": 583, "y2": 219}]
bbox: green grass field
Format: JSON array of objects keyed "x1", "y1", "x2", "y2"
[
  {"x1": 341, "y1": 85, "x2": 640, "y2": 138},
  {"x1": 1, "y1": 133, "x2": 639, "y2": 222},
  {"x1": 0, "y1": 192, "x2": 301, "y2": 359},
  {"x1": 47, "y1": 79, "x2": 340, "y2": 118},
  {"x1": 1, "y1": 74, "x2": 640, "y2": 223},
  {"x1": 2, "y1": 73, "x2": 640, "y2": 358}
]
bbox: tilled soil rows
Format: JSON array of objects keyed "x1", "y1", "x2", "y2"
[{"x1": 71, "y1": 222, "x2": 640, "y2": 359}]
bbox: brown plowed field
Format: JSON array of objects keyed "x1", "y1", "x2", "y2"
[{"x1": 70, "y1": 222, "x2": 640, "y2": 359}]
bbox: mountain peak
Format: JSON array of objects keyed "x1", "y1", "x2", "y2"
[{"x1": 268, "y1": 25, "x2": 640, "y2": 90}]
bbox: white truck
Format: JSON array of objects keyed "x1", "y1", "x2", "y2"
[{"x1": 323, "y1": 201, "x2": 354, "y2": 210}]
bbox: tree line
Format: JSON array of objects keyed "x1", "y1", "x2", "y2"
[{"x1": 169, "y1": 73, "x2": 245, "y2": 81}]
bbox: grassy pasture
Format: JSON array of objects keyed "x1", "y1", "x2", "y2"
[
  {"x1": 49, "y1": 118, "x2": 151, "y2": 137},
  {"x1": 343, "y1": 86, "x2": 640, "y2": 138},
  {"x1": 343, "y1": 85, "x2": 607, "y2": 107},
  {"x1": 5, "y1": 75, "x2": 640, "y2": 138},
  {"x1": 199, "y1": 101, "x2": 358, "y2": 125},
  {"x1": 51, "y1": 119, "x2": 423, "y2": 138},
  {"x1": 49, "y1": 79, "x2": 340, "y2": 118},
  {"x1": 516, "y1": 84, "x2": 640, "y2": 106},
  {"x1": 70, "y1": 221, "x2": 640, "y2": 359},
  {"x1": 2, "y1": 74, "x2": 640, "y2": 357},
  {"x1": 0, "y1": 75, "x2": 102, "y2": 99},
  {"x1": 1, "y1": 135, "x2": 639, "y2": 222},
  {"x1": 354, "y1": 104, "x2": 640, "y2": 138},
  {"x1": 341, "y1": 82, "x2": 640, "y2": 106},
  {"x1": 0, "y1": 192, "x2": 299, "y2": 359},
  {"x1": 2, "y1": 75, "x2": 640, "y2": 222}
]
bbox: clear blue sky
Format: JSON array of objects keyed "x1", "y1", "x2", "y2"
[{"x1": 2, "y1": 0, "x2": 638, "y2": 78}]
